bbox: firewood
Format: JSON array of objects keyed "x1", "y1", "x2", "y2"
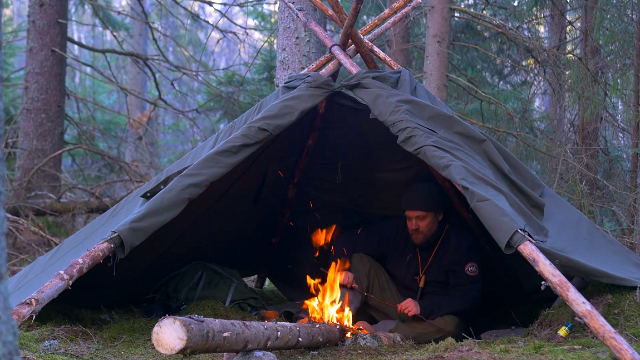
[{"x1": 151, "y1": 316, "x2": 344, "y2": 355}]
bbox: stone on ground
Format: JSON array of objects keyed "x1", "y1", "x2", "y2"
[{"x1": 224, "y1": 350, "x2": 278, "y2": 360}]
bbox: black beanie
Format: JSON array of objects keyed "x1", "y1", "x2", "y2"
[{"x1": 402, "y1": 182, "x2": 444, "y2": 213}]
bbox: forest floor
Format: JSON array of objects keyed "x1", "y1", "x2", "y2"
[{"x1": 17, "y1": 282, "x2": 640, "y2": 360}]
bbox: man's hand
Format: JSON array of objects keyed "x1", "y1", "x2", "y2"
[
  {"x1": 397, "y1": 298, "x2": 420, "y2": 316},
  {"x1": 338, "y1": 271, "x2": 355, "y2": 288}
]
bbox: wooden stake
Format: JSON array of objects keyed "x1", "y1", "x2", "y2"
[
  {"x1": 152, "y1": 316, "x2": 343, "y2": 354},
  {"x1": 12, "y1": 235, "x2": 118, "y2": 325},
  {"x1": 319, "y1": 0, "x2": 421, "y2": 76},
  {"x1": 517, "y1": 239, "x2": 640, "y2": 360},
  {"x1": 283, "y1": 1, "x2": 361, "y2": 75},
  {"x1": 305, "y1": 0, "x2": 413, "y2": 73}
]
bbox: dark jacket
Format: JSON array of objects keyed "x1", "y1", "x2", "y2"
[{"x1": 330, "y1": 218, "x2": 482, "y2": 320}]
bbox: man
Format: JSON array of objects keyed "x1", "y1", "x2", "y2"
[{"x1": 330, "y1": 182, "x2": 482, "y2": 343}]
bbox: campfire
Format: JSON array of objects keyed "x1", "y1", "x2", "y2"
[
  {"x1": 304, "y1": 259, "x2": 352, "y2": 329},
  {"x1": 304, "y1": 225, "x2": 359, "y2": 337}
]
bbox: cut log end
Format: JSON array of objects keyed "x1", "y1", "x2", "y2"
[{"x1": 152, "y1": 317, "x2": 189, "y2": 355}]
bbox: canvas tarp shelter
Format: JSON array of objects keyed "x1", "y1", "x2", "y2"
[{"x1": 8, "y1": 70, "x2": 640, "y2": 312}]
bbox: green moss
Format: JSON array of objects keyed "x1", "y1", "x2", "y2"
[{"x1": 17, "y1": 283, "x2": 640, "y2": 360}]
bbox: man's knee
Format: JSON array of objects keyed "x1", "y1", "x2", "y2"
[{"x1": 351, "y1": 253, "x2": 375, "y2": 268}]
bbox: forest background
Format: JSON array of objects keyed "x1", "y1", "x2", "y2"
[{"x1": 0, "y1": 0, "x2": 639, "y2": 356}]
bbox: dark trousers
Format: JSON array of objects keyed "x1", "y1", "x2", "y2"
[{"x1": 347, "y1": 253, "x2": 462, "y2": 344}]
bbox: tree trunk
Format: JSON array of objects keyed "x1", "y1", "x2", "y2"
[
  {"x1": 125, "y1": 0, "x2": 156, "y2": 184},
  {"x1": 629, "y1": 10, "x2": 640, "y2": 244},
  {"x1": 0, "y1": 0, "x2": 22, "y2": 355},
  {"x1": 385, "y1": 0, "x2": 411, "y2": 68},
  {"x1": 152, "y1": 316, "x2": 343, "y2": 355},
  {"x1": 276, "y1": 0, "x2": 326, "y2": 87},
  {"x1": 422, "y1": 0, "x2": 452, "y2": 102},
  {"x1": 577, "y1": 0, "x2": 601, "y2": 218},
  {"x1": 545, "y1": 0, "x2": 567, "y2": 142},
  {"x1": 14, "y1": 0, "x2": 69, "y2": 200}
]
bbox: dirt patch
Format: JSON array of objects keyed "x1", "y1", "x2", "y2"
[{"x1": 588, "y1": 294, "x2": 613, "y2": 313}]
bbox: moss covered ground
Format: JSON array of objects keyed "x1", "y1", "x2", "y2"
[{"x1": 18, "y1": 283, "x2": 640, "y2": 360}]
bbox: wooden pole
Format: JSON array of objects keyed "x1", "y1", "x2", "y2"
[
  {"x1": 358, "y1": 37, "x2": 401, "y2": 70},
  {"x1": 318, "y1": 0, "x2": 421, "y2": 76},
  {"x1": 152, "y1": 316, "x2": 344, "y2": 355},
  {"x1": 304, "y1": 0, "x2": 413, "y2": 73},
  {"x1": 254, "y1": 99, "x2": 328, "y2": 288},
  {"x1": 11, "y1": 235, "x2": 119, "y2": 325},
  {"x1": 336, "y1": 0, "x2": 361, "y2": 49},
  {"x1": 326, "y1": 0, "x2": 379, "y2": 70},
  {"x1": 283, "y1": 1, "x2": 361, "y2": 75},
  {"x1": 517, "y1": 239, "x2": 640, "y2": 360},
  {"x1": 308, "y1": 0, "x2": 340, "y2": 24}
]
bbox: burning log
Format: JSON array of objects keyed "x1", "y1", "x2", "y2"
[{"x1": 151, "y1": 316, "x2": 344, "y2": 355}]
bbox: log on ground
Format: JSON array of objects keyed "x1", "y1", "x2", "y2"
[
  {"x1": 7, "y1": 199, "x2": 117, "y2": 216},
  {"x1": 152, "y1": 316, "x2": 344, "y2": 355}
]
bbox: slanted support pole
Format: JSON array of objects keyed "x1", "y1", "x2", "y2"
[
  {"x1": 304, "y1": 0, "x2": 413, "y2": 73},
  {"x1": 426, "y1": 162, "x2": 639, "y2": 360},
  {"x1": 12, "y1": 234, "x2": 119, "y2": 325},
  {"x1": 517, "y1": 239, "x2": 640, "y2": 360}
]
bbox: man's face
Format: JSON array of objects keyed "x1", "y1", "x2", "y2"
[{"x1": 405, "y1": 210, "x2": 443, "y2": 246}]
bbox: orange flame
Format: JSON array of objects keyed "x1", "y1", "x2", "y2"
[
  {"x1": 311, "y1": 225, "x2": 336, "y2": 257},
  {"x1": 304, "y1": 259, "x2": 353, "y2": 329}
]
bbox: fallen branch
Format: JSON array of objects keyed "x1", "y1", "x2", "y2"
[
  {"x1": 152, "y1": 316, "x2": 344, "y2": 355},
  {"x1": 6, "y1": 214, "x2": 60, "y2": 246},
  {"x1": 7, "y1": 199, "x2": 117, "y2": 217}
]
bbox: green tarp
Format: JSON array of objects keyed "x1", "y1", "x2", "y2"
[{"x1": 8, "y1": 70, "x2": 640, "y2": 309}]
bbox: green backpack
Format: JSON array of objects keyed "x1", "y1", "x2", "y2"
[{"x1": 143, "y1": 261, "x2": 266, "y2": 317}]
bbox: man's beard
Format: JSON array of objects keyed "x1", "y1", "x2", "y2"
[{"x1": 410, "y1": 230, "x2": 430, "y2": 246}]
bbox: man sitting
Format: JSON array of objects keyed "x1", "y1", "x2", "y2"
[{"x1": 330, "y1": 182, "x2": 482, "y2": 343}]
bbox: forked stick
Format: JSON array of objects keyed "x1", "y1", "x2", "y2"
[
  {"x1": 283, "y1": 1, "x2": 360, "y2": 75},
  {"x1": 318, "y1": 0, "x2": 421, "y2": 76},
  {"x1": 328, "y1": 0, "x2": 378, "y2": 70},
  {"x1": 305, "y1": 0, "x2": 412, "y2": 73}
]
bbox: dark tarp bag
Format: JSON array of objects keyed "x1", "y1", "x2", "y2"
[{"x1": 143, "y1": 261, "x2": 266, "y2": 317}]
